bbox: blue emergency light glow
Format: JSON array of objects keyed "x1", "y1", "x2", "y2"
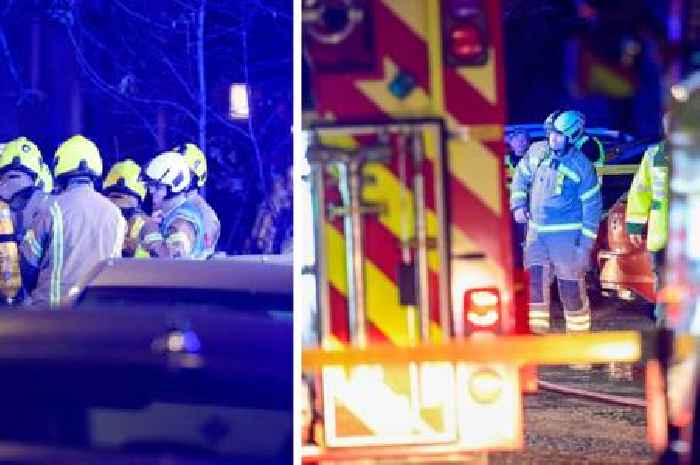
[{"x1": 388, "y1": 71, "x2": 417, "y2": 100}]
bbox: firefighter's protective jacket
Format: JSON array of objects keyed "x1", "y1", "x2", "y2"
[
  {"x1": 188, "y1": 191, "x2": 220, "y2": 259},
  {"x1": 0, "y1": 200, "x2": 20, "y2": 302},
  {"x1": 141, "y1": 199, "x2": 205, "y2": 259},
  {"x1": 120, "y1": 207, "x2": 149, "y2": 258},
  {"x1": 510, "y1": 140, "x2": 602, "y2": 249},
  {"x1": 21, "y1": 182, "x2": 126, "y2": 307},
  {"x1": 625, "y1": 142, "x2": 668, "y2": 252},
  {"x1": 577, "y1": 134, "x2": 605, "y2": 167}
]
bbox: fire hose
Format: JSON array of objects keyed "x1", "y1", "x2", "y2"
[{"x1": 538, "y1": 380, "x2": 647, "y2": 408}]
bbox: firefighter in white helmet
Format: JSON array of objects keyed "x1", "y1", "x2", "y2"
[
  {"x1": 103, "y1": 159, "x2": 149, "y2": 257},
  {"x1": 177, "y1": 143, "x2": 220, "y2": 258},
  {"x1": 20, "y1": 135, "x2": 126, "y2": 308},
  {"x1": 140, "y1": 151, "x2": 205, "y2": 259},
  {"x1": 510, "y1": 111, "x2": 602, "y2": 338}
]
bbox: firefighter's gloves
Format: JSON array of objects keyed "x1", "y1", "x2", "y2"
[
  {"x1": 513, "y1": 207, "x2": 529, "y2": 224},
  {"x1": 629, "y1": 233, "x2": 645, "y2": 249}
]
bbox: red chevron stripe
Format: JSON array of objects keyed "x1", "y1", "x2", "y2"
[
  {"x1": 312, "y1": 1, "x2": 430, "y2": 120},
  {"x1": 449, "y1": 174, "x2": 504, "y2": 264},
  {"x1": 443, "y1": 67, "x2": 500, "y2": 125},
  {"x1": 375, "y1": 1, "x2": 430, "y2": 90},
  {"x1": 329, "y1": 284, "x2": 350, "y2": 344}
]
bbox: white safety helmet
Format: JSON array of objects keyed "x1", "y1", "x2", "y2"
[{"x1": 144, "y1": 151, "x2": 191, "y2": 195}]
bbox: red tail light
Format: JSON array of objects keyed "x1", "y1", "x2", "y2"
[
  {"x1": 464, "y1": 287, "x2": 501, "y2": 332},
  {"x1": 449, "y1": 25, "x2": 484, "y2": 60},
  {"x1": 443, "y1": 0, "x2": 488, "y2": 67}
]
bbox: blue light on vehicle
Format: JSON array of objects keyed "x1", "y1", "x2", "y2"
[
  {"x1": 388, "y1": 71, "x2": 416, "y2": 100},
  {"x1": 166, "y1": 329, "x2": 201, "y2": 353}
]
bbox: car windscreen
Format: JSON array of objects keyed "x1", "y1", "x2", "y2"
[
  {"x1": 78, "y1": 286, "x2": 292, "y2": 317},
  {"x1": 0, "y1": 360, "x2": 291, "y2": 463}
]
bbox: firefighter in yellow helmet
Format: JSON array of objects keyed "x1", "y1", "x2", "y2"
[
  {"x1": 103, "y1": 159, "x2": 149, "y2": 257},
  {"x1": 0, "y1": 137, "x2": 49, "y2": 303},
  {"x1": 139, "y1": 150, "x2": 205, "y2": 258},
  {"x1": 177, "y1": 143, "x2": 220, "y2": 258},
  {"x1": 20, "y1": 135, "x2": 125, "y2": 308},
  {"x1": 0, "y1": 138, "x2": 50, "y2": 241}
]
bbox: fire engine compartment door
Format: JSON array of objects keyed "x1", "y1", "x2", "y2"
[
  {"x1": 321, "y1": 361, "x2": 523, "y2": 449},
  {"x1": 311, "y1": 120, "x2": 450, "y2": 348},
  {"x1": 322, "y1": 362, "x2": 457, "y2": 446}
]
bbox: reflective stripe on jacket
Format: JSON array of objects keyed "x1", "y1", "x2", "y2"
[
  {"x1": 143, "y1": 199, "x2": 206, "y2": 259},
  {"x1": 510, "y1": 140, "x2": 602, "y2": 248},
  {"x1": 0, "y1": 200, "x2": 20, "y2": 301},
  {"x1": 21, "y1": 183, "x2": 126, "y2": 308},
  {"x1": 188, "y1": 192, "x2": 220, "y2": 259}
]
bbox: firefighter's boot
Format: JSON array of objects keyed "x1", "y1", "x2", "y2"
[
  {"x1": 560, "y1": 277, "x2": 592, "y2": 369},
  {"x1": 527, "y1": 264, "x2": 551, "y2": 334}
]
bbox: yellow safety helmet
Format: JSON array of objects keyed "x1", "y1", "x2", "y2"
[
  {"x1": 103, "y1": 159, "x2": 146, "y2": 202},
  {"x1": 177, "y1": 143, "x2": 207, "y2": 188},
  {"x1": 38, "y1": 162, "x2": 53, "y2": 194},
  {"x1": 53, "y1": 135, "x2": 103, "y2": 179},
  {"x1": 0, "y1": 137, "x2": 43, "y2": 183}
]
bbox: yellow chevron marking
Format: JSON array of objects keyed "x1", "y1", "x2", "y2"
[
  {"x1": 318, "y1": 133, "x2": 358, "y2": 150},
  {"x1": 430, "y1": 322, "x2": 443, "y2": 343},
  {"x1": 426, "y1": 211, "x2": 440, "y2": 274},
  {"x1": 451, "y1": 224, "x2": 480, "y2": 255},
  {"x1": 362, "y1": 164, "x2": 441, "y2": 276},
  {"x1": 448, "y1": 137, "x2": 501, "y2": 215},
  {"x1": 456, "y1": 48, "x2": 497, "y2": 105},
  {"x1": 326, "y1": 335, "x2": 346, "y2": 350},
  {"x1": 381, "y1": 0, "x2": 428, "y2": 41},
  {"x1": 356, "y1": 57, "x2": 432, "y2": 117},
  {"x1": 455, "y1": 124, "x2": 504, "y2": 142},
  {"x1": 422, "y1": 125, "x2": 439, "y2": 162},
  {"x1": 363, "y1": 163, "x2": 414, "y2": 239},
  {"x1": 326, "y1": 223, "x2": 348, "y2": 296},
  {"x1": 426, "y1": 0, "x2": 444, "y2": 114},
  {"x1": 365, "y1": 259, "x2": 412, "y2": 347}
]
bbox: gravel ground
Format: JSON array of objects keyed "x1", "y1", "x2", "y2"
[{"x1": 489, "y1": 297, "x2": 657, "y2": 465}]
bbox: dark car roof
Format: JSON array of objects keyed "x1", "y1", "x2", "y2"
[
  {"x1": 82, "y1": 255, "x2": 292, "y2": 294},
  {"x1": 505, "y1": 124, "x2": 635, "y2": 145},
  {"x1": 0, "y1": 308, "x2": 291, "y2": 408}
]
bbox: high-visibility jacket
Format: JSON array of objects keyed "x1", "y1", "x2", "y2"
[
  {"x1": 120, "y1": 207, "x2": 149, "y2": 258},
  {"x1": 510, "y1": 140, "x2": 602, "y2": 249},
  {"x1": 188, "y1": 191, "x2": 220, "y2": 259},
  {"x1": 9, "y1": 188, "x2": 50, "y2": 300},
  {"x1": 0, "y1": 200, "x2": 20, "y2": 302},
  {"x1": 141, "y1": 199, "x2": 205, "y2": 259},
  {"x1": 21, "y1": 182, "x2": 126, "y2": 308},
  {"x1": 625, "y1": 142, "x2": 668, "y2": 252},
  {"x1": 576, "y1": 135, "x2": 605, "y2": 167}
]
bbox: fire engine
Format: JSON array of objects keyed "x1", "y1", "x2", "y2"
[{"x1": 299, "y1": 0, "x2": 700, "y2": 463}]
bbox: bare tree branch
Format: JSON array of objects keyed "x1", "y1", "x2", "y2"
[
  {"x1": 161, "y1": 53, "x2": 196, "y2": 101},
  {"x1": 240, "y1": 19, "x2": 266, "y2": 195},
  {"x1": 113, "y1": 0, "x2": 170, "y2": 30},
  {"x1": 0, "y1": 26, "x2": 23, "y2": 102},
  {"x1": 196, "y1": 0, "x2": 207, "y2": 154}
]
